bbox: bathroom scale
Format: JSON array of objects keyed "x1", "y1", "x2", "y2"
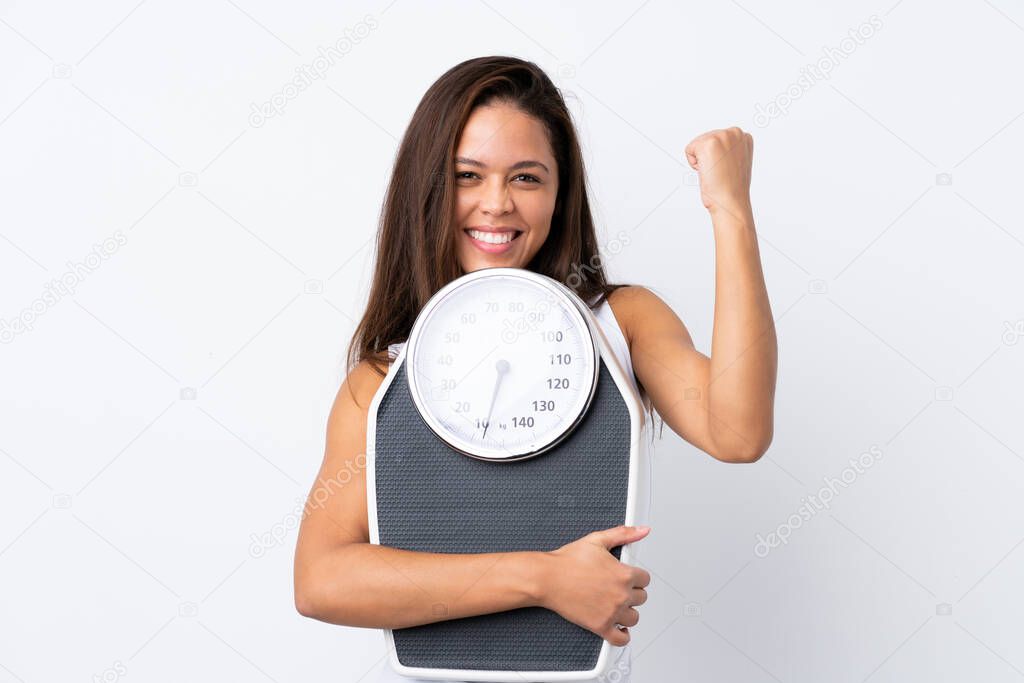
[{"x1": 366, "y1": 266, "x2": 651, "y2": 681}]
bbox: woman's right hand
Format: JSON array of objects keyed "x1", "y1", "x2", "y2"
[{"x1": 537, "y1": 525, "x2": 652, "y2": 646}]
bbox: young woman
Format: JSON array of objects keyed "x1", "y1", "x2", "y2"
[{"x1": 294, "y1": 56, "x2": 776, "y2": 682}]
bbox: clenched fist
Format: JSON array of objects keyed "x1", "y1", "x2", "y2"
[{"x1": 684, "y1": 127, "x2": 754, "y2": 221}]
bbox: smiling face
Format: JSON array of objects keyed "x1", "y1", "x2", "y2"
[{"x1": 453, "y1": 102, "x2": 559, "y2": 273}]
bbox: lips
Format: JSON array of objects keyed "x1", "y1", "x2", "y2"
[
  {"x1": 463, "y1": 227, "x2": 523, "y2": 254},
  {"x1": 465, "y1": 228, "x2": 521, "y2": 244}
]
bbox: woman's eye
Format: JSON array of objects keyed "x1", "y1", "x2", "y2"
[{"x1": 454, "y1": 172, "x2": 539, "y2": 183}]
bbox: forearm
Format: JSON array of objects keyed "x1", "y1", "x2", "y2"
[
  {"x1": 296, "y1": 542, "x2": 548, "y2": 629},
  {"x1": 706, "y1": 208, "x2": 777, "y2": 459}
]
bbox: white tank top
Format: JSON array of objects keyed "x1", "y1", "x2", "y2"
[{"x1": 375, "y1": 296, "x2": 649, "y2": 683}]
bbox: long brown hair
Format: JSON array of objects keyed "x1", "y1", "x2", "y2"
[{"x1": 347, "y1": 56, "x2": 658, "y2": 433}]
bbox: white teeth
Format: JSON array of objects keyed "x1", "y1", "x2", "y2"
[{"x1": 468, "y1": 229, "x2": 516, "y2": 245}]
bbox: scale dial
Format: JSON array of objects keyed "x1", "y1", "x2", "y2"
[{"x1": 405, "y1": 267, "x2": 599, "y2": 461}]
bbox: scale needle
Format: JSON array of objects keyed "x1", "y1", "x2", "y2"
[{"x1": 481, "y1": 359, "x2": 510, "y2": 441}]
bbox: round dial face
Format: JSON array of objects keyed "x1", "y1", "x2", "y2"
[{"x1": 406, "y1": 268, "x2": 599, "y2": 461}]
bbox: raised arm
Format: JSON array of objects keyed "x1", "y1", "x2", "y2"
[{"x1": 612, "y1": 127, "x2": 776, "y2": 463}]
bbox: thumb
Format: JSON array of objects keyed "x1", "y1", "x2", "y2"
[
  {"x1": 589, "y1": 525, "x2": 651, "y2": 549},
  {"x1": 683, "y1": 144, "x2": 699, "y2": 172}
]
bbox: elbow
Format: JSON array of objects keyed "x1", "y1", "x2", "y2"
[
  {"x1": 294, "y1": 559, "x2": 361, "y2": 625},
  {"x1": 294, "y1": 581, "x2": 320, "y2": 619},
  {"x1": 295, "y1": 582, "x2": 362, "y2": 625},
  {"x1": 714, "y1": 448, "x2": 763, "y2": 464},
  {"x1": 711, "y1": 431, "x2": 773, "y2": 464},
  {"x1": 705, "y1": 407, "x2": 774, "y2": 463},
  {"x1": 294, "y1": 558, "x2": 328, "y2": 620},
  {"x1": 736, "y1": 443, "x2": 770, "y2": 463}
]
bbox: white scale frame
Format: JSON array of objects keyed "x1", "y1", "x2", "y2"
[{"x1": 365, "y1": 267, "x2": 651, "y2": 682}]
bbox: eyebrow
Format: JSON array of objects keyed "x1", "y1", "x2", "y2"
[{"x1": 454, "y1": 156, "x2": 550, "y2": 174}]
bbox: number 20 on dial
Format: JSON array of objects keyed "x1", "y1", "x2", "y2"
[{"x1": 406, "y1": 268, "x2": 599, "y2": 461}]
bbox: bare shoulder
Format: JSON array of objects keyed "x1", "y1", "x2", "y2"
[
  {"x1": 333, "y1": 357, "x2": 389, "y2": 417},
  {"x1": 605, "y1": 285, "x2": 691, "y2": 349},
  {"x1": 323, "y1": 357, "x2": 390, "y2": 462}
]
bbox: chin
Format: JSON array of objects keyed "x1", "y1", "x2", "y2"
[{"x1": 460, "y1": 257, "x2": 522, "y2": 273}]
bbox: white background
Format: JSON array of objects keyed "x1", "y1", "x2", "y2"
[{"x1": 1, "y1": 0, "x2": 1023, "y2": 681}]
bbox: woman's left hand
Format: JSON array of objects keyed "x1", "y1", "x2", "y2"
[{"x1": 684, "y1": 127, "x2": 754, "y2": 221}]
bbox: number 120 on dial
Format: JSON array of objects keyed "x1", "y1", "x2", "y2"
[{"x1": 406, "y1": 269, "x2": 599, "y2": 461}]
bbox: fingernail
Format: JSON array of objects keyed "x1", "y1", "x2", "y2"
[{"x1": 636, "y1": 525, "x2": 650, "y2": 532}]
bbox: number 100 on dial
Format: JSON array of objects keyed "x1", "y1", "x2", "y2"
[{"x1": 406, "y1": 268, "x2": 599, "y2": 462}]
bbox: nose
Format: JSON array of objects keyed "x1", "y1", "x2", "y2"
[{"x1": 480, "y1": 178, "x2": 514, "y2": 216}]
